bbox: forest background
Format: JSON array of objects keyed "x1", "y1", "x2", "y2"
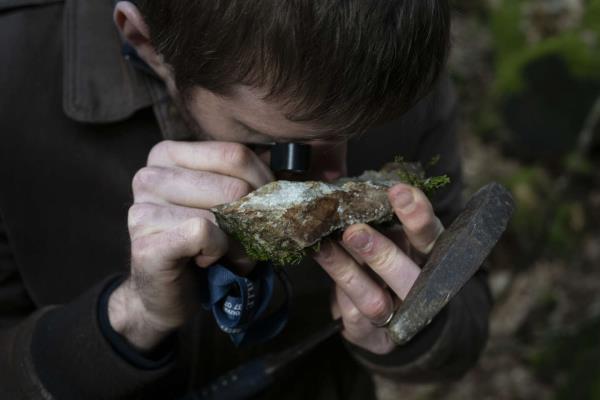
[{"x1": 377, "y1": 1, "x2": 600, "y2": 399}]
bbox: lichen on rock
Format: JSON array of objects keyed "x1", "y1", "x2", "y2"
[{"x1": 211, "y1": 161, "x2": 448, "y2": 266}]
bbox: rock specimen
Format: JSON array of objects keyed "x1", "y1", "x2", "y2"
[{"x1": 211, "y1": 161, "x2": 447, "y2": 266}]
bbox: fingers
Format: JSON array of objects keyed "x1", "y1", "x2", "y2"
[
  {"x1": 132, "y1": 166, "x2": 253, "y2": 208},
  {"x1": 128, "y1": 140, "x2": 272, "y2": 274},
  {"x1": 147, "y1": 140, "x2": 274, "y2": 189},
  {"x1": 133, "y1": 141, "x2": 274, "y2": 207},
  {"x1": 128, "y1": 203, "x2": 215, "y2": 240},
  {"x1": 131, "y1": 217, "x2": 228, "y2": 272},
  {"x1": 342, "y1": 224, "x2": 420, "y2": 300},
  {"x1": 120, "y1": 141, "x2": 270, "y2": 339},
  {"x1": 330, "y1": 184, "x2": 441, "y2": 301},
  {"x1": 335, "y1": 286, "x2": 376, "y2": 339},
  {"x1": 128, "y1": 203, "x2": 254, "y2": 269},
  {"x1": 333, "y1": 286, "x2": 395, "y2": 355},
  {"x1": 313, "y1": 240, "x2": 394, "y2": 325},
  {"x1": 388, "y1": 183, "x2": 444, "y2": 255}
]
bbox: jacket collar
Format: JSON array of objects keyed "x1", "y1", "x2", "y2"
[{"x1": 62, "y1": 0, "x2": 157, "y2": 123}]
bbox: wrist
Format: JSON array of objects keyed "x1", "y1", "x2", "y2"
[{"x1": 108, "y1": 280, "x2": 173, "y2": 352}]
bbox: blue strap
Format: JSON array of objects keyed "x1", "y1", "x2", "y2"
[{"x1": 199, "y1": 262, "x2": 290, "y2": 346}]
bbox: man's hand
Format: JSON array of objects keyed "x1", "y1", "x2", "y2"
[
  {"x1": 108, "y1": 140, "x2": 274, "y2": 351},
  {"x1": 312, "y1": 183, "x2": 444, "y2": 354}
]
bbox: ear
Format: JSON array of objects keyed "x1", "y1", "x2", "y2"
[{"x1": 113, "y1": 1, "x2": 173, "y2": 83}]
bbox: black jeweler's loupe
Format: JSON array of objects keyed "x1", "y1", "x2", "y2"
[
  {"x1": 270, "y1": 142, "x2": 311, "y2": 173},
  {"x1": 248, "y1": 142, "x2": 311, "y2": 174}
]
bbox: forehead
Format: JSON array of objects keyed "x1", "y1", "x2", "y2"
[{"x1": 191, "y1": 85, "x2": 341, "y2": 142}]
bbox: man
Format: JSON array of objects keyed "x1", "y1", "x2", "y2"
[{"x1": 0, "y1": 0, "x2": 491, "y2": 399}]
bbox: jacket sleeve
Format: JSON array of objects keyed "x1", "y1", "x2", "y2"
[
  {"x1": 0, "y1": 211, "x2": 176, "y2": 400},
  {"x1": 345, "y1": 76, "x2": 492, "y2": 381}
]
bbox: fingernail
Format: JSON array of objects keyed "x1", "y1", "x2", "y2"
[
  {"x1": 392, "y1": 189, "x2": 414, "y2": 213},
  {"x1": 346, "y1": 230, "x2": 371, "y2": 251},
  {"x1": 314, "y1": 240, "x2": 333, "y2": 259}
]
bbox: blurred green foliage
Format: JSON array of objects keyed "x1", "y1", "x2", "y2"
[
  {"x1": 426, "y1": 2, "x2": 600, "y2": 399},
  {"x1": 494, "y1": 164, "x2": 584, "y2": 258},
  {"x1": 529, "y1": 316, "x2": 600, "y2": 400},
  {"x1": 501, "y1": 166, "x2": 552, "y2": 251},
  {"x1": 468, "y1": 1, "x2": 599, "y2": 260},
  {"x1": 491, "y1": 0, "x2": 600, "y2": 96}
]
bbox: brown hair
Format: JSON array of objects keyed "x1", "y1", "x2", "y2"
[{"x1": 137, "y1": 0, "x2": 450, "y2": 135}]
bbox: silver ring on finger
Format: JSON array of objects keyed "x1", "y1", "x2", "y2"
[{"x1": 370, "y1": 309, "x2": 395, "y2": 329}]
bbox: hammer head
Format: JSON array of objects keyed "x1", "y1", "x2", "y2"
[{"x1": 387, "y1": 182, "x2": 515, "y2": 345}]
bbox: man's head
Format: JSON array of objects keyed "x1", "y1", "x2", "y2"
[{"x1": 114, "y1": 0, "x2": 450, "y2": 169}]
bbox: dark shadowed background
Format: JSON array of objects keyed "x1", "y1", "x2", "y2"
[{"x1": 376, "y1": 1, "x2": 600, "y2": 399}]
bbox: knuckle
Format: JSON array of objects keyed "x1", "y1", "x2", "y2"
[
  {"x1": 221, "y1": 143, "x2": 253, "y2": 169},
  {"x1": 132, "y1": 167, "x2": 162, "y2": 194},
  {"x1": 131, "y1": 237, "x2": 154, "y2": 265},
  {"x1": 187, "y1": 217, "x2": 211, "y2": 240},
  {"x1": 338, "y1": 270, "x2": 356, "y2": 288},
  {"x1": 147, "y1": 140, "x2": 175, "y2": 164},
  {"x1": 370, "y1": 244, "x2": 397, "y2": 269},
  {"x1": 128, "y1": 203, "x2": 156, "y2": 231},
  {"x1": 345, "y1": 305, "x2": 364, "y2": 325},
  {"x1": 363, "y1": 294, "x2": 389, "y2": 321},
  {"x1": 325, "y1": 264, "x2": 356, "y2": 288},
  {"x1": 223, "y1": 179, "x2": 251, "y2": 201}
]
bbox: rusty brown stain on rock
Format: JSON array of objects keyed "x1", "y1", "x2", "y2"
[
  {"x1": 211, "y1": 162, "x2": 426, "y2": 265},
  {"x1": 284, "y1": 196, "x2": 340, "y2": 246}
]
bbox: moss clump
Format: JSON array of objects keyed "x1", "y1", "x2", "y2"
[
  {"x1": 234, "y1": 229, "x2": 342, "y2": 267},
  {"x1": 233, "y1": 235, "x2": 314, "y2": 267},
  {"x1": 394, "y1": 156, "x2": 451, "y2": 197},
  {"x1": 240, "y1": 233, "x2": 305, "y2": 266}
]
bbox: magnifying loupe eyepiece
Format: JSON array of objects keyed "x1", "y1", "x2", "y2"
[{"x1": 269, "y1": 142, "x2": 311, "y2": 173}]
